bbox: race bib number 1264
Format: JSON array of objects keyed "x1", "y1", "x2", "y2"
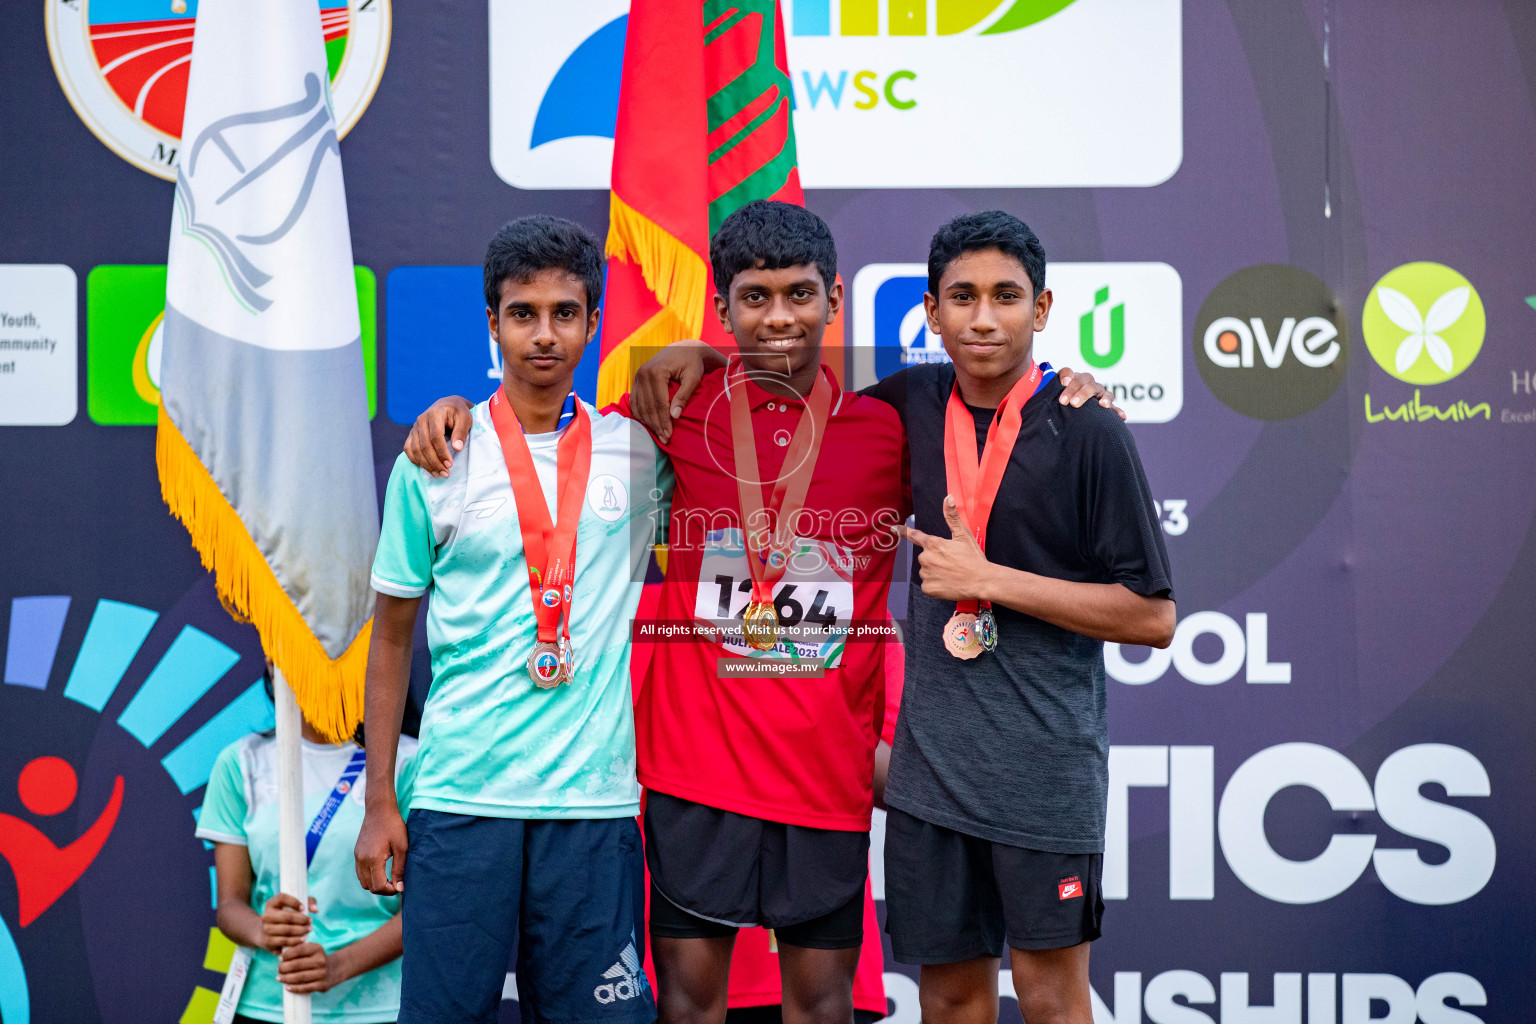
[{"x1": 694, "y1": 528, "x2": 854, "y2": 667}]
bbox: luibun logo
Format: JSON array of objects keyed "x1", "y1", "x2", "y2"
[
  {"x1": 1361, "y1": 262, "x2": 1491, "y2": 425},
  {"x1": 1193, "y1": 265, "x2": 1347, "y2": 420},
  {"x1": 594, "y1": 940, "x2": 646, "y2": 1003}
]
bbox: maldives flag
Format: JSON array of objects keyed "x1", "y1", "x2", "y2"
[{"x1": 597, "y1": 0, "x2": 806, "y2": 407}]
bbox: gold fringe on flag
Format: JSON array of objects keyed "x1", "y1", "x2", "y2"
[
  {"x1": 597, "y1": 304, "x2": 696, "y2": 410},
  {"x1": 156, "y1": 404, "x2": 371, "y2": 743},
  {"x1": 601, "y1": 192, "x2": 709, "y2": 408}
]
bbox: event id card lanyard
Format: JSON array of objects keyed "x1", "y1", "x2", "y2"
[
  {"x1": 489, "y1": 388, "x2": 592, "y2": 688},
  {"x1": 728, "y1": 360, "x2": 834, "y2": 650},
  {"x1": 212, "y1": 747, "x2": 368, "y2": 1024},
  {"x1": 940, "y1": 361, "x2": 1043, "y2": 660}
]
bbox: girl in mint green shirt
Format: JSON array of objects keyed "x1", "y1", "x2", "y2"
[{"x1": 197, "y1": 693, "x2": 418, "y2": 1024}]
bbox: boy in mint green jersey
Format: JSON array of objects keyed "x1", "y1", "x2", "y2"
[{"x1": 355, "y1": 216, "x2": 669, "y2": 1024}]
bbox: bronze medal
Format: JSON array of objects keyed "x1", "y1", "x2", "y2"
[
  {"x1": 528, "y1": 641, "x2": 565, "y2": 689},
  {"x1": 943, "y1": 611, "x2": 984, "y2": 660}
]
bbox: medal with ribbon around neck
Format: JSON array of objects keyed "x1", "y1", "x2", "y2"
[
  {"x1": 941, "y1": 361, "x2": 1043, "y2": 660},
  {"x1": 728, "y1": 360, "x2": 834, "y2": 651},
  {"x1": 489, "y1": 388, "x2": 591, "y2": 688}
]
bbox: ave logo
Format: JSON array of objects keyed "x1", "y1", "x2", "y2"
[{"x1": 1194, "y1": 265, "x2": 1348, "y2": 420}]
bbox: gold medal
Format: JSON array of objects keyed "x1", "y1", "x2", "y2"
[
  {"x1": 528, "y1": 641, "x2": 565, "y2": 688},
  {"x1": 943, "y1": 611, "x2": 984, "y2": 660},
  {"x1": 742, "y1": 600, "x2": 780, "y2": 651}
]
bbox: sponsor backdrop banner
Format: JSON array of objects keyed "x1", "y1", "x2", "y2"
[{"x1": 3, "y1": 1, "x2": 1534, "y2": 1022}]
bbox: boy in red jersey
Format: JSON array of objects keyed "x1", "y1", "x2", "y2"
[{"x1": 401, "y1": 202, "x2": 1115, "y2": 1024}]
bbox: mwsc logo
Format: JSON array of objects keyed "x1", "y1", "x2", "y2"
[
  {"x1": 488, "y1": 0, "x2": 1180, "y2": 189},
  {"x1": 851, "y1": 262, "x2": 1181, "y2": 423},
  {"x1": 46, "y1": 0, "x2": 390, "y2": 180},
  {"x1": 1193, "y1": 265, "x2": 1347, "y2": 421}
]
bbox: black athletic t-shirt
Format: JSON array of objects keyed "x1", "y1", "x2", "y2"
[{"x1": 860, "y1": 362, "x2": 1173, "y2": 853}]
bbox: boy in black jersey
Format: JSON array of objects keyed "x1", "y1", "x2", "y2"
[{"x1": 879, "y1": 211, "x2": 1175, "y2": 1024}]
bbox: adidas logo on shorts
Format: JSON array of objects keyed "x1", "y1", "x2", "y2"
[{"x1": 594, "y1": 941, "x2": 645, "y2": 1004}]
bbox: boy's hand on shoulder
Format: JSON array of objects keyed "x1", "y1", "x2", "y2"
[
  {"x1": 259, "y1": 893, "x2": 315, "y2": 953},
  {"x1": 405, "y1": 396, "x2": 475, "y2": 478},
  {"x1": 631, "y1": 339, "x2": 724, "y2": 444},
  {"x1": 893, "y1": 497, "x2": 998, "y2": 602},
  {"x1": 354, "y1": 802, "x2": 408, "y2": 896},
  {"x1": 1055, "y1": 366, "x2": 1126, "y2": 421}
]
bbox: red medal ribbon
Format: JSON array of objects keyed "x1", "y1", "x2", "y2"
[
  {"x1": 942, "y1": 361, "x2": 1043, "y2": 615},
  {"x1": 489, "y1": 388, "x2": 593, "y2": 645},
  {"x1": 727, "y1": 360, "x2": 834, "y2": 604}
]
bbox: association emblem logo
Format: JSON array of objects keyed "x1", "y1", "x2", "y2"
[
  {"x1": 588, "y1": 473, "x2": 628, "y2": 522},
  {"x1": 1193, "y1": 265, "x2": 1347, "y2": 420},
  {"x1": 542, "y1": 588, "x2": 562, "y2": 608},
  {"x1": 1362, "y1": 263, "x2": 1485, "y2": 385},
  {"x1": 46, "y1": 0, "x2": 391, "y2": 180}
]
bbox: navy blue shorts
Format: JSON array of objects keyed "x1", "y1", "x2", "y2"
[{"x1": 399, "y1": 809, "x2": 655, "y2": 1024}]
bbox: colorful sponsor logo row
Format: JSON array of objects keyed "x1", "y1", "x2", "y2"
[{"x1": 0, "y1": 262, "x2": 1528, "y2": 429}]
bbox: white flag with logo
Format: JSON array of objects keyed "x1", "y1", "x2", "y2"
[{"x1": 157, "y1": 0, "x2": 377, "y2": 740}]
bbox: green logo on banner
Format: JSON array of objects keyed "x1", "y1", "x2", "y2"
[
  {"x1": 1079, "y1": 285, "x2": 1125, "y2": 369},
  {"x1": 1362, "y1": 262, "x2": 1484, "y2": 385},
  {"x1": 87, "y1": 265, "x2": 378, "y2": 425}
]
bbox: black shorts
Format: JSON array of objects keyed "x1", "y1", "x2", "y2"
[
  {"x1": 644, "y1": 790, "x2": 868, "y2": 949},
  {"x1": 883, "y1": 807, "x2": 1104, "y2": 963}
]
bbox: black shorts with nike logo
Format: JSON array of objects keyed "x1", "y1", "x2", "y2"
[{"x1": 883, "y1": 807, "x2": 1104, "y2": 963}]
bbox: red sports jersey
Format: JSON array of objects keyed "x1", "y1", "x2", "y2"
[{"x1": 620, "y1": 367, "x2": 906, "y2": 830}]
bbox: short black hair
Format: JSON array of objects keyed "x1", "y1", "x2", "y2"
[
  {"x1": 927, "y1": 210, "x2": 1046, "y2": 298},
  {"x1": 710, "y1": 200, "x2": 837, "y2": 295},
  {"x1": 484, "y1": 215, "x2": 604, "y2": 314}
]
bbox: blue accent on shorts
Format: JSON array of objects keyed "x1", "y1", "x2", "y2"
[{"x1": 399, "y1": 810, "x2": 654, "y2": 1024}]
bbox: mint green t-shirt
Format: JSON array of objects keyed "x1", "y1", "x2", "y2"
[
  {"x1": 196, "y1": 733, "x2": 419, "y2": 1024},
  {"x1": 370, "y1": 399, "x2": 670, "y2": 819}
]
